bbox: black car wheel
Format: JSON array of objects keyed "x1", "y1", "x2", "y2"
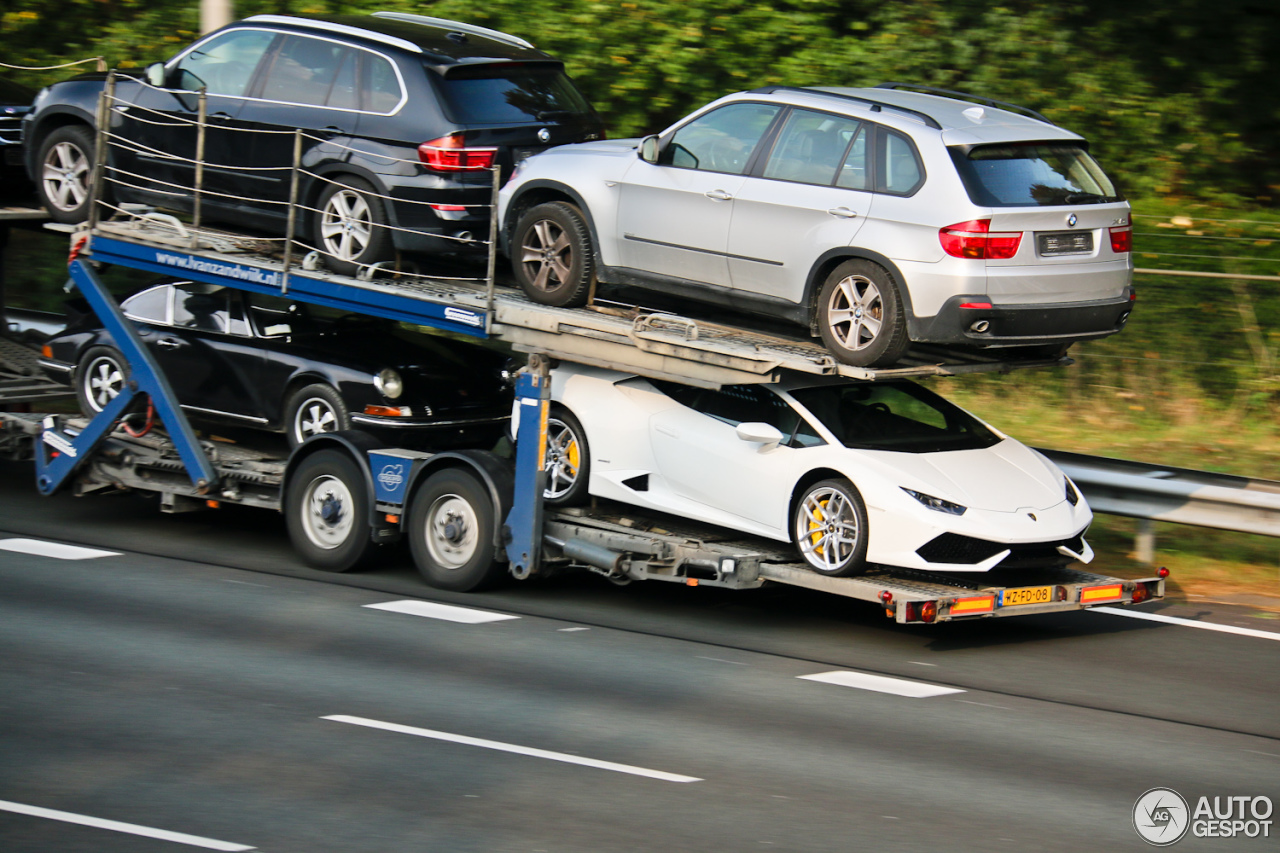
[
  {"x1": 285, "y1": 383, "x2": 350, "y2": 448},
  {"x1": 37, "y1": 125, "x2": 100, "y2": 224},
  {"x1": 76, "y1": 346, "x2": 128, "y2": 417},
  {"x1": 792, "y1": 478, "x2": 869, "y2": 577},
  {"x1": 408, "y1": 467, "x2": 505, "y2": 591},
  {"x1": 543, "y1": 405, "x2": 590, "y2": 506},
  {"x1": 817, "y1": 260, "x2": 909, "y2": 368},
  {"x1": 314, "y1": 176, "x2": 393, "y2": 276},
  {"x1": 512, "y1": 201, "x2": 595, "y2": 308},
  {"x1": 285, "y1": 449, "x2": 378, "y2": 572}
]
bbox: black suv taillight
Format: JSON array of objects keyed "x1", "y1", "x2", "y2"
[{"x1": 418, "y1": 133, "x2": 497, "y2": 171}]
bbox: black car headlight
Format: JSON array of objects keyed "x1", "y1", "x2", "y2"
[
  {"x1": 902, "y1": 488, "x2": 967, "y2": 516},
  {"x1": 374, "y1": 368, "x2": 403, "y2": 400}
]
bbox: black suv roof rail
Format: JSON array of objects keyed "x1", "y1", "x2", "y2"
[
  {"x1": 875, "y1": 83, "x2": 1057, "y2": 127},
  {"x1": 371, "y1": 12, "x2": 535, "y2": 50},
  {"x1": 750, "y1": 86, "x2": 942, "y2": 130}
]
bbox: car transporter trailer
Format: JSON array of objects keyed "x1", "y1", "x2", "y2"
[{"x1": 0, "y1": 203, "x2": 1166, "y2": 625}]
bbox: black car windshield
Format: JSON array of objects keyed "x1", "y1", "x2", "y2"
[
  {"x1": 949, "y1": 142, "x2": 1122, "y2": 207},
  {"x1": 788, "y1": 381, "x2": 1002, "y2": 453},
  {"x1": 438, "y1": 64, "x2": 594, "y2": 124}
]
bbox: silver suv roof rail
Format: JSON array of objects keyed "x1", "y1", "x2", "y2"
[
  {"x1": 370, "y1": 12, "x2": 535, "y2": 50},
  {"x1": 876, "y1": 82, "x2": 1057, "y2": 127},
  {"x1": 750, "y1": 86, "x2": 943, "y2": 130},
  {"x1": 245, "y1": 15, "x2": 424, "y2": 54}
]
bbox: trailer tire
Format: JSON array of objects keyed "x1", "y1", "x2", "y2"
[
  {"x1": 408, "y1": 467, "x2": 504, "y2": 592},
  {"x1": 792, "y1": 478, "x2": 869, "y2": 577},
  {"x1": 286, "y1": 449, "x2": 378, "y2": 572}
]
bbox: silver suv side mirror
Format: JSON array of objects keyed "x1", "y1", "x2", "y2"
[
  {"x1": 638, "y1": 135, "x2": 660, "y2": 164},
  {"x1": 145, "y1": 62, "x2": 167, "y2": 88}
]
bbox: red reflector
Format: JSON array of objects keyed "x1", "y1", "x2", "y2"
[
  {"x1": 1131, "y1": 584, "x2": 1149, "y2": 603},
  {"x1": 879, "y1": 590, "x2": 893, "y2": 605},
  {"x1": 1157, "y1": 566, "x2": 1169, "y2": 579},
  {"x1": 940, "y1": 219, "x2": 1022, "y2": 260},
  {"x1": 1109, "y1": 225, "x2": 1132, "y2": 253},
  {"x1": 419, "y1": 133, "x2": 497, "y2": 171},
  {"x1": 920, "y1": 601, "x2": 938, "y2": 623},
  {"x1": 959, "y1": 302, "x2": 993, "y2": 310},
  {"x1": 430, "y1": 204, "x2": 469, "y2": 212}
]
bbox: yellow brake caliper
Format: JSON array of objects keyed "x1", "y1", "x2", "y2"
[{"x1": 809, "y1": 499, "x2": 828, "y2": 557}]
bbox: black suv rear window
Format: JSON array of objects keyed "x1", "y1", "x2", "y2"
[
  {"x1": 438, "y1": 64, "x2": 594, "y2": 124},
  {"x1": 950, "y1": 142, "x2": 1122, "y2": 207}
]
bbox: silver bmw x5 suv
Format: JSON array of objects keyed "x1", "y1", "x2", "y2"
[{"x1": 498, "y1": 84, "x2": 1134, "y2": 367}]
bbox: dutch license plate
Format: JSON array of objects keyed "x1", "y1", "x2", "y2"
[
  {"x1": 1001, "y1": 585, "x2": 1053, "y2": 607},
  {"x1": 1038, "y1": 231, "x2": 1093, "y2": 256}
]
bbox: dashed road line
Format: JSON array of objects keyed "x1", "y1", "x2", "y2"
[
  {"x1": 0, "y1": 799, "x2": 253, "y2": 850},
  {"x1": 323, "y1": 715, "x2": 702, "y2": 782},
  {"x1": 799, "y1": 670, "x2": 965, "y2": 698},
  {"x1": 0, "y1": 538, "x2": 121, "y2": 561},
  {"x1": 1090, "y1": 606, "x2": 1280, "y2": 641},
  {"x1": 364, "y1": 600, "x2": 519, "y2": 624}
]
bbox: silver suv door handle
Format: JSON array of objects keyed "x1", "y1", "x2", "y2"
[
  {"x1": 705, "y1": 190, "x2": 734, "y2": 201},
  {"x1": 156, "y1": 338, "x2": 181, "y2": 349},
  {"x1": 827, "y1": 207, "x2": 858, "y2": 218}
]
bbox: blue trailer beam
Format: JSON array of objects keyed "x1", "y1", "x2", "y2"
[
  {"x1": 34, "y1": 259, "x2": 218, "y2": 496},
  {"x1": 87, "y1": 235, "x2": 489, "y2": 339},
  {"x1": 504, "y1": 366, "x2": 549, "y2": 577}
]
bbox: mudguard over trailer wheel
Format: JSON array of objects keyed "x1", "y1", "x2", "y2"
[
  {"x1": 286, "y1": 449, "x2": 379, "y2": 572},
  {"x1": 408, "y1": 467, "x2": 505, "y2": 592}
]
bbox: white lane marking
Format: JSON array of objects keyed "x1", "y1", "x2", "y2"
[
  {"x1": 0, "y1": 799, "x2": 254, "y2": 851},
  {"x1": 696, "y1": 656, "x2": 748, "y2": 665},
  {"x1": 0, "y1": 538, "x2": 121, "y2": 561},
  {"x1": 799, "y1": 670, "x2": 965, "y2": 698},
  {"x1": 957, "y1": 699, "x2": 1012, "y2": 710},
  {"x1": 364, "y1": 600, "x2": 519, "y2": 624},
  {"x1": 908, "y1": 661, "x2": 937, "y2": 667},
  {"x1": 557, "y1": 627, "x2": 590, "y2": 632},
  {"x1": 1090, "y1": 606, "x2": 1280, "y2": 642},
  {"x1": 323, "y1": 715, "x2": 702, "y2": 783}
]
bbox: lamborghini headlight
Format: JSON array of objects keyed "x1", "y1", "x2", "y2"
[{"x1": 902, "y1": 488, "x2": 967, "y2": 516}]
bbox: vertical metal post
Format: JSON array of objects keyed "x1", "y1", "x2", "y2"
[
  {"x1": 485, "y1": 165, "x2": 500, "y2": 331},
  {"x1": 280, "y1": 129, "x2": 303, "y2": 295},
  {"x1": 504, "y1": 353, "x2": 550, "y2": 578},
  {"x1": 87, "y1": 74, "x2": 115, "y2": 233},
  {"x1": 191, "y1": 87, "x2": 207, "y2": 246},
  {"x1": 1135, "y1": 518, "x2": 1156, "y2": 565}
]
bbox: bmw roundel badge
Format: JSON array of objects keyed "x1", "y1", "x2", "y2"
[
  {"x1": 538, "y1": 128, "x2": 551, "y2": 143},
  {"x1": 1066, "y1": 213, "x2": 1078, "y2": 227}
]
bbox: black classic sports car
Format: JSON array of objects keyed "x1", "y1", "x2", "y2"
[{"x1": 39, "y1": 279, "x2": 514, "y2": 449}]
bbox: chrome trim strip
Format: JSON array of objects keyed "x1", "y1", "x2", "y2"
[
  {"x1": 37, "y1": 359, "x2": 75, "y2": 374},
  {"x1": 180, "y1": 404, "x2": 270, "y2": 424},
  {"x1": 351, "y1": 414, "x2": 509, "y2": 428},
  {"x1": 622, "y1": 233, "x2": 783, "y2": 266}
]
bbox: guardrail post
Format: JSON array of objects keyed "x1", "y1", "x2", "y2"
[{"x1": 1135, "y1": 518, "x2": 1156, "y2": 564}]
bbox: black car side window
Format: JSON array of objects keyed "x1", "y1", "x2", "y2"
[
  {"x1": 664, "y1": 103, "x2": 781, "y2": 176},
  {"x1": 173, "y1": 287, "x2": 229, "y2": 333},
  {"x1": 173, "y1": 29, "x2": 275, "y2": 97},
  {"x1": 122, "y1": 285, "x2": 171, "y2": 324},
  {"x1": 259, "y1": 35, "x2": 350, "y2": 107}
]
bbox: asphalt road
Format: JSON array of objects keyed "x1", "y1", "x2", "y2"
[{"x1": 1, "y1": 460, "x2": 1277, "y2": 852}]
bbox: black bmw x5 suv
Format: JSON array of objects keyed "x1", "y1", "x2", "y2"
[{"x1": 24, "y1": 13, "x2": 603, "y2": 274}]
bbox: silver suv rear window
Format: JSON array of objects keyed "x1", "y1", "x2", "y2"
[
  {"x1": 950, "y1": 142, "x2": 1122, "y2": 207},
  {"x1": 438, "y1": 64, "x2": 594, "y2": 124}
]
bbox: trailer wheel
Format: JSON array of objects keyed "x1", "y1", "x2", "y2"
[
  {"x1": 76, "y1": 346, "x2": 128, "y2": 417},
  {"x1": 792, "y1": 478, "x2": 869, "y2": 577},
  {"x1": 286, "y1": 449, "x2": 377, "y2": 572},
  {"x1": 544, "y1": 405, "x2": 590, "y2": 506},
  {"x1": 408, "y1": 467, "x2": 504, "y2": 591}
]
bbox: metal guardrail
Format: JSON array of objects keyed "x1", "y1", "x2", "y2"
[{"x1": 1038, "y1": 448, "x2": 1280, "y2": 562}]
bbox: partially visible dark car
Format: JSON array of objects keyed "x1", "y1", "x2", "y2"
[
  {"x1": 39, "y1": 280, "x2": 514, "y2": 449},
  {"x1": 23, "y1": 13, "x2": 603, "y2": 274},
  {"x1": 0, "y1": 75, "x2": 36, "y2": 199}
]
